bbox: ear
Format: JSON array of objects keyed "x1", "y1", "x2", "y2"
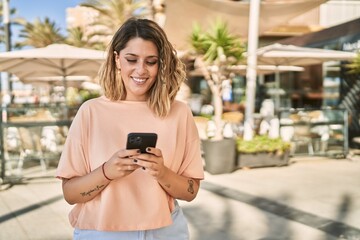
[{"x1": 114, "y1": 51, "x2": 121, "y2": 69}]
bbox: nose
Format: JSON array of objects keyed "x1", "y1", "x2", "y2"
[{"x1": 136, "y1": 61, "x2": 148, "y2": 75}]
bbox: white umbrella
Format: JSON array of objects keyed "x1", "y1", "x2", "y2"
[
  {"x1": 227, "y1": 65, "x2": 304, "y2": 76},
  {"x1": 11, "y1": 75, "x2": 94, "y2": 88},
  {"x1": 256, "y1": 43, "x2": 357, "y2": 66},
  {"x1": 250, "y1": 43, "x2": 357, "y2": 109},
  {"x1": 0, "y1": 44, "x2": 106, "y2": 79},
  {"x1": 228, "y1": 64, "x2": 305, "y2": 109},
  {"x1": 0, "y1": 44, "x2": 106, "y2": 100}
]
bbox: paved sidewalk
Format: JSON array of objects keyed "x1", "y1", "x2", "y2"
[
  {"x1": 183, "y1": 156, "x2": 360, "y2": 240},
  {"x1": 0, "y1": 155, "x2": 360, "y2": 240}
]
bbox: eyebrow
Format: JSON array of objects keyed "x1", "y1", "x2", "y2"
[{"x1": 124, "y1": 53, "x2": 159, "y2": 58}]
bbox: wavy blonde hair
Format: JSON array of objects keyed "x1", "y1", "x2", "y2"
[{"x1": 98, "y1": 17, "x2": 186, "y2": 117}]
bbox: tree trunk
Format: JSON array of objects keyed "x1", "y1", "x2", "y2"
[{"x1": 212, "y1": 86, "x2": 223, "y2": 140}]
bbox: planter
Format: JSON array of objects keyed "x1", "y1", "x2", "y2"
[
  {"x1": 202, "y1": 138, "x2": 236, "y2": 174},
  {"x1": 236, "y1": 151, "x2": 290, "y2": 169}
]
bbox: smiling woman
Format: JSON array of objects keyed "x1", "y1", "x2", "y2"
[{"x1": 55, "y1": 17, "x2": 204, "y2": 240}]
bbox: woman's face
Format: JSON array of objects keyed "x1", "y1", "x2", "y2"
[{"x1": 115, "y1": 37, "x2": 159, "y2": 101}]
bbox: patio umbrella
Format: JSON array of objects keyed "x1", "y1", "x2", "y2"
[
  {"x1": 228, "y1": 64, "x2": 305, "y2": 109},
  {"x1": 256, "y1": 43, "x2": 357, "y2": 66},
  {"x1": 0, "y1": 44, "x2": 106, "y2": 97},
  {"x1": 252, "y1": 43, "x2": 357, "y2": 109},
  {"x1": 0, "y1": 44, "x2": 106, "y2": 79},
  {"x1": 227, "y1": 65, "x2": 304, "y2": 76},
  {"x1": 11, "y1": 75, "x2": 94, "y2": 88}
]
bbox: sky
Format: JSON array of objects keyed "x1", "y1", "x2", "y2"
[
  {"x1": 9, "y1": 0, "x2": 83, "y2": 44},
  {"x1": 1, "y1": 0, "x2": 83, "y2": 91}
]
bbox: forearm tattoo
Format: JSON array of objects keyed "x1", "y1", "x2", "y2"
[
  {"x1": 80, "y1": 185, "x2": 104, "y2": 197},
  {"x1": 187, "y1": 179, "x2": 194, "y2": 194}
]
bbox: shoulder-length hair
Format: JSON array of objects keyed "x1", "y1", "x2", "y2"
[{"x1": 99, "y1": 17, "x2": 186, "y2": 117}]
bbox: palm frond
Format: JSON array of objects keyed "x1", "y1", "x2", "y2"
[
  {"x1": 15, "y1": 17, "x2": 65, "y2": 48},
  {"x1": 189, "y1": 19, "x2": 245, "y2": 64}
]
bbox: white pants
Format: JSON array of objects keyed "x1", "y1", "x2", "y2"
[{"x1": 73, "y1": 201, "x2": 189, "y2": 240}]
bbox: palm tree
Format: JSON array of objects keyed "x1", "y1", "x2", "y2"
[
  {"x1": 80, "y1": 0, "x2": 149, "y2": 37},
  {"x1": 66, "y1": 26, "x2": 106, "y2": 50},
  {"x1": 15, "y1": 17, "x2": 65, "y2": 48},
  {"x1": 190, "y1": 19, "x2": 245, "y2": 140}
]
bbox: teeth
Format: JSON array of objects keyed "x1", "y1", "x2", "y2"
[{"x1": 133, "y1": 77, "x2": 146, "y2": 83}]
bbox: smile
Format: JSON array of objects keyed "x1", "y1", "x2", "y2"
[{"x1": 132, "y1": 77, "x2": 147, "y2": 84}]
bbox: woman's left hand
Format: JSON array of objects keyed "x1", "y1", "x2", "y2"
[
  {"x1": 134, "y1": 147, "x2": 200, "y2": 202},
  {"x1": 133, "y1": 147, "x2": 167, "y2": 179}
]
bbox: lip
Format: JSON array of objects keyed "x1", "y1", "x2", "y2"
[{"x1": 132, "y1": 77, "x2": 148, "y2": 84}]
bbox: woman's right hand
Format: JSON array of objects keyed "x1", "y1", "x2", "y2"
[
  {"x1": 62, "y1": 149, "x2": 142, "y2": 204},
  {"x1": 103, "y1": 149, "x2": 142, "y2": 180}
]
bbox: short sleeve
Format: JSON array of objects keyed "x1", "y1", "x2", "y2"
[
  {"x1": 56, "y1": 104, "x2": 91, "y2": 179},
  {"x1": 178, "y1": 107, "x2": 204, "y2": 179}
]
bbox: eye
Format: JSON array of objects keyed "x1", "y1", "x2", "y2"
[
  {"x1": 146, "y1": 61, "x2": 158, "y2": 66},
  {"x1": 126, "y1": 59, "x2": 137, "y2": 63}
]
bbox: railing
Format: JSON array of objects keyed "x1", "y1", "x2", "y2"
[{"x1": 0, "y1": 104, "x2": 78, "y2": 183}]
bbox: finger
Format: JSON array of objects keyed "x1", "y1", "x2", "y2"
[
  {"x1": 120, "y1": 158, "x2": 139, "y2": 165},
  {"x1": 146, "y1": 147, "x2": 162, "y2": 157},
  {"x1": 123, "y1": 164, "x2": 140, "y2": 171},
  {"x1": 133, "y1": 159, "x2": 155, "y2": 169},
  {"x1": 133, "y1": 154, "x2": 156, "y2": 163},
  {"x1": 117, "y1": 149, "x2": 141, "y2": 158}
]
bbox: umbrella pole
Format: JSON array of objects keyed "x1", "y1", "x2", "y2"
[
  {"x1": 62, "y1": 74, "x2": 68, "y2": 120},
  {"x1": 275, "y1": 70, "x2": 280, "y2": 111},
  {"x1": 0, "y1": 105, "x2": 4, "y2": 183}
]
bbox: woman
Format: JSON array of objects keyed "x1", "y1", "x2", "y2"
[{"x1": 56, "y1": 17, "x2": 204, "y2": 239}]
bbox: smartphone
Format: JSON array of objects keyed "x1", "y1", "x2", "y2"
[{"x1": 126, "y1": 132, "x2": 158, "y2": 153}]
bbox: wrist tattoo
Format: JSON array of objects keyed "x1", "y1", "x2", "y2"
[
  {"x1": 80, "y1": 185, "x2": 104, "y2": 197},
  {"x1": 187, "y1": 179, "x2": 194, "y2": 194}
]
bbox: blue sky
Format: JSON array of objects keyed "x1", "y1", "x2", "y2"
[
  {"x1": 9, "y1": 0, "x2": 83, "y2": 43},
  {"x1": 1, "y1": 0, "x2": 83, "y2": 90}
]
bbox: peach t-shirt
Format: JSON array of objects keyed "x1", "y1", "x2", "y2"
[{"x1": 56, "y1": 96, "x2": 204, "y2": 231}]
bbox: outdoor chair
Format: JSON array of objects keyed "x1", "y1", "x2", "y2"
[
  {"x1": 292, "y1": 125, "x2": 316, "y2": 155},
  {"x1": 17, "y1": 127, "x2": 47, "y2": 173},
  {"x1": 3, "y1": 127, "x2": 22, "y2": 173}
]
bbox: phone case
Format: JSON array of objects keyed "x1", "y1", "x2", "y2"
[{"x1": 126, "y1": 133, "x2": 158, "y2": 153}]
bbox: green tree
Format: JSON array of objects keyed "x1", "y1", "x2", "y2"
[
  {"x1": 66, "y1": 26, "x2": 106, "y2": 50},
  {"x1": 80, "y1": 0, "x2": 149, "y2": 36},
  {"x1": 15, "y1": 17, "x2": 65, "y2": 48},
  {"x1": 190, "y1": 19, "x2": 246, "y2": 140}
]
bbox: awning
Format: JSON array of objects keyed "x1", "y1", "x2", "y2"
[{"x1": 163, "y1": 0, "x2": 327, "y2": 50}]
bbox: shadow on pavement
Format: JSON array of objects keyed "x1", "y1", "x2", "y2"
[
  {"x1": 189, "y1": 181, "x2": 360, "y2": 240},
  {"x1": 0, "y1": 194, "x2": 63, "y2": 224}
]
